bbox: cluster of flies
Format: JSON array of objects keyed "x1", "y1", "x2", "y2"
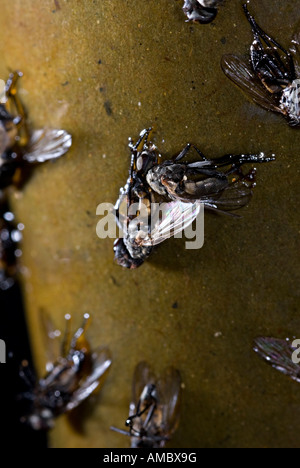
[
  {"x1": 183, "y1": 1, "x2": 300, "y2": 125},
  {"x1": 0, "y1": 1, "x2": 298, "y2": 449},
  {"x1": 0, "y1": 72, "x2": 180, "y2": 447},
  {"x1": 113, "y1": 3, "x2": 300, "y2": 270},
  {"x1": 20, "y1": 312, "x2": 181, "y2": 448},
  {"x1": 183, "y1": 0, "x2": 300, "y2": 415},
  {"x1": 18, "y1": 311, "x2": 300, "y2": 447}
]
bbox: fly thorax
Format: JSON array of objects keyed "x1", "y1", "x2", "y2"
[
  {"x1": 280, "y1": 79, "x2": 300, "y2": 124},
  {"x1": 146, "y1": 169, "x2": 168, "y2": 196}
]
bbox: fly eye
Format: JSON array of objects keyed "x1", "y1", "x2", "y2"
[
  {"x1": 136, "y1": 152, "x2": 152, "y2": 172},
  {"x1": 136, "y1": 155, "x2": 145, "y2": 172}
]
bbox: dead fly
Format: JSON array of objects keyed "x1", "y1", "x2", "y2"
[
  {"x1": 114, "y1": 128, "x2": 159, "y2": 269},
  {"x1": 182, "y1": 0, "x2": 222, "y2": 24},
  {"x1": 111, "y1": 361, "x2": 182, "y2": 448},
  {"x1": 254, "y1": 337, "x2": 300, "y2": 383},
  {"x1": 0, "y1": 71, "x2": 72, "y2": 189},
  {"x1": 20, "y1": 313, "x2": 112, "y2": 430},
  {"x1": 0, "y1": 198, "x2": 22, "y2": 290},
  {"x1": 114, "y1": 127, "x2": 274, "y2": 269},
  {"x1": 222, "y1": 4, "x2": 300, "y2": 126}
]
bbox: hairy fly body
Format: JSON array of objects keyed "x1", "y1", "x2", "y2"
[
  {"x1": 182, "y1": 0, "x2": 222, "y2": 24},
  {"x1": 20, "y1": 313, "x2": 112, "y2": 430},
  {"x1": 0, "y1": 71, "x2": 72, "y2": 189},
  {"x1": 114, "y1": 128, "x2": 274, "y2": 269},
  {"x1": 254, "y1": 337, "x2": 300, "y2": 383},
  {"x1": 111, "y1": 361, "x2": 182, "y2": 448},
  {"x1": 222, "y1": 4, "x2": 300, "y2": 126}
]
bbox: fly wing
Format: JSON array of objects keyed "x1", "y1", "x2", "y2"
[
  {"x1": 201, "y1": 177, "x2": 254, "y2": 212},
  {"x1": 131, "y1": 361, "x2": 156, "y2": 412},
  {"x1": 65, "y1": 347, "x2": 112, "y2": 411},
  {"x1": 254, "y1": 337, "x2": 300, "y2": 383},
  {"x1": 221, "y1": 54, "x2": 283, "y2": 114},
  {"x1": 142, "y1": 201, "x2": 201, "y2": 246},
  {"x1": 156, "y1": 367, "x2": 182, "y2": 436},
  {"x1": 23, "y1": 129, "x2": 72, "y2": 163}
]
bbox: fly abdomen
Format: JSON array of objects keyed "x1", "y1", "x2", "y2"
[{"x1": 280, "y1": 80, "x2": 300, "y2": 125}]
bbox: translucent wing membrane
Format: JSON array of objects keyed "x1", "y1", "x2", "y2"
[
  {"x1": 254, "y1": 337, "x2": 300, "y2": 383},
  {"x1": 143, "y1": 201, "x2": 201, "y2": 246},
  {"x1": 157, "y1": 367, "x2": 182, "y2": 436},
  {"x1": 201, "y1": 173, "x2": 255, "y2": 212},
  {"x1": 221, "y1": 54, "x2": 282, "y2": 114},
  {"x1": 131, "y1": 361, "x2": 156, "y2": 410},
  {"x1": 24, "y1": 129, "x2": 72, "y2": 163}
]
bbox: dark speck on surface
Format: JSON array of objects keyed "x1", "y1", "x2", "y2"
[
  {"x1": 104, "y1": 100, "x2": 113, "y2": 116},
  {"x1": 110, "y1": 275, "x2": 119, "y2": 286},
  {"x1": 220, "y1": 37, "x2": 226, "y2": 44},
  {"x1": 61, "y1": 81, "x2": 69, "y2": 87},
  {"x1": 172, "y1": 301, "x2": 179, "y2": 309}
]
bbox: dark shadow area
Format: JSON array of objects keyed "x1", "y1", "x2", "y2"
[{"x1": 0, "y1": 281, "x2": 48, "y2": 448}]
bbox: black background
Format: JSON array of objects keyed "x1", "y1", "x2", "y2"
[{"x1": 0, "y1": 282, "x2": 47, "y2": 447}]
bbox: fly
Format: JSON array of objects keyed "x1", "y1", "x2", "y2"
[
  {"x1": 114, "y1": 128, "x2": 158, "y2": 269},
  {"x1": 182, "y1": 0, "x2": 222, "y2": 24},
  {"x1": 254, "y1": 337, "x2": 300, "y2": 383},
  {"x1": 221, "y1": 4, "x2": 300, "y2": 126},
  {"x1": 0, "y1": 71, "x2": 72, "y2": 189},
  {"x1": 114, "y1": 128, "x2": 274, "y2": 269},
  {"x1": 111, "y1": 361, "x2": 182, "y2": 448},
  {"x1": 20, "y1": 313, "x2": 112, "y2": 430}
]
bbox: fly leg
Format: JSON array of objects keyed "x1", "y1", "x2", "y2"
[
  {"x1": 243, "y1": 4, "x2": 295, "y2": 81},
  {"x1": 212, "y1": 152, "x2": 275, "y2": 169},
  {"x1": 70, "y1": 313, "x2": 91, "y2": 354},
  {"x1": 129, "y1": 127, "x2": 153, "y2": 153},
  {"x1": 61, "y1": 314, "x2": 73, "y2": 357},
  {"x1": 193, "y1": 145, "x2": 210, "y2": 161},
  {"x1": 126, "y1": 400, "x2": 157, "y2": 436},
  {"x1": 243, "y1": 4, "x2": 290, "y2": 56},
  {"x1": 174, "y1": 143, "x2": 192, "y2": 161},
  {"x1": 5, "y1": 71, "x2": 30, "y2": 147},
  {"x1": 128, "y1": 127, "x2": 153, "y2": 207}
]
